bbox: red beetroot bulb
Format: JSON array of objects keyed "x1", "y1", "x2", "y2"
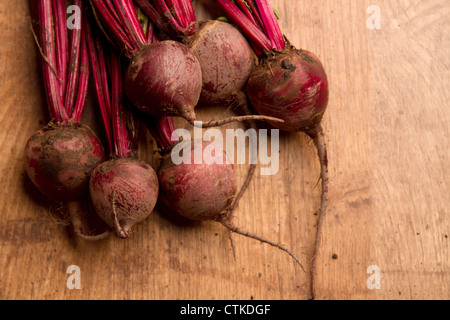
[
  {"x1": 125, "y1": 41, "x2": 202, "y2": 123},
  {"x1": 246, "y1": 47, "x2": 329, "y2": 133},
  {"x1": 183, "y1": 20, "x2": 255, "y2": 105},
  {"x1": 158, "y1": 140, "x2": 236, "y2": 221},
  {"x1": 24, "y1": 123, "x2": 105, "y2": 203},
  {"x1": 89, "y1": 157, "x2": 159, "y2": 238},
  {"x1": 90, "y1": 1, "x2": 204, "y2": 123}
]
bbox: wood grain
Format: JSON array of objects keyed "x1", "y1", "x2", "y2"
[{"x1": 0, "y1": 0, "x2": 448, "y2": 300}]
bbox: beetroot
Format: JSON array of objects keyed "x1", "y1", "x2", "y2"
[
  {"x1": 246, "y1": 48, "x2": 329, "y2": 132},
  {"x1": 27, "y1": 0, "x2": 108, "y2": 241},
  {"x1": 158, "y1": 140, "x2": 236, "y2": 221},
  {"x1": 218, "y1": 0, "x2": 330, "y2": 299},
  {"x1": 91, "y1": 0, "x2": 202, "y2": 123},
  {"x1": 86, "y1": 25, "x2": 159, "y2": 238},
  {"x1": 216, "y1": 0, "x2": 329, "y2": 131},
  {"x1": 182, "y1": 20, "x2": 255, "y2": 105},
  {"x1": 125, "y1": 40, "x2": 201, "y2": 122},
  {"x1": 25, "y1": 123, "x2": 105, "y2": 203},
  {"x1": 89, "y1": 158, "x2": 159, "y2": 238}
]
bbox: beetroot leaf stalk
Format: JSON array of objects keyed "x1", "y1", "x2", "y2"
[
  {"x1": 215, "y1": 0, "x2": 271, "y2": 52},
  {"x1": 86, "y1": 18, "x2": 133, "y2": 158},
  {"x1": 52, "y1": 0, "x2": 69, "y2": 100},
  {"x1": 86, "y1": 20, "x2": 114, "y2": 155},
  {"x1": 64, "y1": 1, "x2": 82, "y2": 117},
  {"x1": 36, "y1": 0, "x2": 67, "y2": 122},
  {"x1": 71, "y1": 34, "x2": 90, "y2": 123}
]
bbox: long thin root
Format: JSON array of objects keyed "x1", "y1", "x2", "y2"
[
  {"x1": 306, "y1": 125, "x2": 329, "y2": 300},
  {"x1": 221, "y1": 218, "x2": 306, "y2": 272}
]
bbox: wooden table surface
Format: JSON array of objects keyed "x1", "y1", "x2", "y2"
[{"x1": 0, "y1": 0, "x2": 448, "y2": 300}]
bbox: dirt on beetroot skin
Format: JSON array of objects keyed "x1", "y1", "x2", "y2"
[{"x1": 24, "y1": 122, "x2": 105, "y2": 203}]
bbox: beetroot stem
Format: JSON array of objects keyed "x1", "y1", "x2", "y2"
[
  {"x1": 153, "y1": 0, "x2": 183, "y2": 35},
  {"x1": 247, "y1": 0, "x2": 265, "y2": 31},
  {"x1": 168, "y1": 0, "x2": 196, "y2": 29},
  {"x1": 235, "y1": 0, "x2": 258, "y2": 28},
  {"x1": 113, "y1": 0, "x2": 145, "y2": 50},
  {"x1": 159, "y1": 117, "x2": 176, "y2": 149},
  {"x1": 166, "y1": 0, "x2": 188, "y2": 28},
  {"x1": 147, "y1": 18, "x2": 159, "y2": 43},
  {"x1": 177, "y1": 0, "x2": 196, "y2": 25},
  {"x1": 52, "y1": 0, "x2": 69, "y2": 102},
  {"x1": 110, "y1": 52, "x2": 131, "y2": 157},
  {"x1": 134, "y1": 0, "x2": 171, "y2": 38},
  {"x1": 91, "y1": 0, "x2": 135, "y2": 53},
  {"x1": 95, "y1": 38, "x2": 112, "y2": 120},
  {"x1": 86, "y1": 21, "x2": 113, "y2": 154},
  {"x1": 254, "y1": 0, "x2": 285, "y2": 50},
  {"x1": 145, "y1": 116, "x2": 177, "y2": 150},
  {"x1": 87, "y1": 13, "x2": 133, "y2": 157},
  {"x1": 124, "y1": 0, "x2": 148, "y2": 44},
  {"x1": 216, "y1": 0, "x2": 271, "y2": 52},
  {"x1": 37, "y1": 0, "x2": 68, "y2": 123},
  {"x1": 72, "y1": 31, "x2": 90, "y2": 124},
  {"x1": 64, "y1": 0, "x2": 83, "y2": 118},
  {"x1": 106, "y1": 0, "x2": 121, "y2": 23}
]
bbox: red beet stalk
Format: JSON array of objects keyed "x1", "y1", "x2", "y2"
[
  {"x1": 215, "y1": 0, "x2": 272, "y2": 53},
  {"x1": 34, "y1": 0, "x2": 67, "y2": 122},
  {"x1": 32, "y1": 0, "x2": 94, "y2": 123}
]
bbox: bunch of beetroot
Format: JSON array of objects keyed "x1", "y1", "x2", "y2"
[
  {"x1": 87, "y1": 0, "x2": 278, "y2": 240},
  {"x1": 26, "y1": 0, "x2": 330, "y2": 299},
  {"x1": 125, "y1": 0, "x2": 306, "y2": 269}
]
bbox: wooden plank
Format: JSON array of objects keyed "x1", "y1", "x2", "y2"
[{"x1": 0, "y1": 0, "x2": 448, "y2": 300}]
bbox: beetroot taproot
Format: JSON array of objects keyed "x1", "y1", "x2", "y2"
[{"x1": 147, "y1": 118, "x2": 304, "y2": 271}]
